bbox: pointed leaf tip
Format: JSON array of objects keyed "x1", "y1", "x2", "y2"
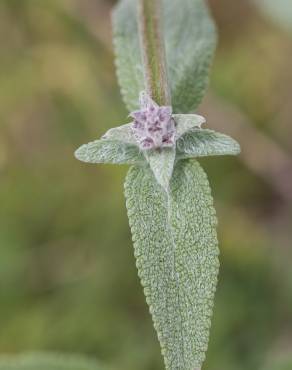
[{"x1": 145, "y1": 148, "x2": 176, "y2": 191}]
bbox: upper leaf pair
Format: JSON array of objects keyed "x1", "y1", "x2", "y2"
[
  {"x1": 76, "y1": 0, "x2": 240, "y2": 192},
  {"x1": 113, "y1": 0, "x2": 218, "y2": 113}
]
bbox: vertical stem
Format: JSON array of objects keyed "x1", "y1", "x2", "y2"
[{"x1": 138, "y1": 0, "x2": 171, "y2": 106}]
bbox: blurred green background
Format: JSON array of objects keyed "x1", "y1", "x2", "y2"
[{"x1": 0, "y1": 1, "x2": 292, "y2": 369}]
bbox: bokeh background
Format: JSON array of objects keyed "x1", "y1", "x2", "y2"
[{"x1": 0, "y1": 1, "x2": 292, "y2": 369}]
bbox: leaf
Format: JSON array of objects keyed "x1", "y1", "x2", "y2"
[
  {"x1": 173, "y1": 114, "x2": 206, "y2": 138},
  {"x1": 177, "y1": 129, "x2": 241, "y2": 159},
  {"x1": 75, "y1": 139, "x2": 144, "y2": 165},
  {"x1": 113, "y1": 0, "x2": 217, "y2": 113},
  {"x1": 112, "y1": 0, "x2": 144, "y2": 112},
  {"x1": 102, "y1": 123, "x2": 137, "y2": 144},
  {"x1": 253, "y1": 0, "x2": 292, "y2": 33},
  {"x1": 0, "y1": 353, "x2": 103, "y2": 370},
  {"x1": 145, "y1": 148, "x2": 176, "y2": 191},
  {"x1": 125, "y1": 160, "x2": 219, "y2": 370}
]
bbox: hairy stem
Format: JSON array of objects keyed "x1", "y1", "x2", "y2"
[{"x1": 138, "y1": 0, "x2": 171, "y2": 106}]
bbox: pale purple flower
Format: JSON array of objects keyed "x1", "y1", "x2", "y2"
[{"x1": 130, "y1": 91, "x2": 176, "y2": 150}]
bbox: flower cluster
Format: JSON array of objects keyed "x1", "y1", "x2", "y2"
[{"x1": 130, "y1": 92, "x2": 176, "y2": 150}]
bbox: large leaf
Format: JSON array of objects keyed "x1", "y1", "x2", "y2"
[
  {"x1": 113, "y1": 0, "x2": 217, "y2": 113},
  {"x1": 177, "y1": 129, "x2": 241, "y2": 159},
  {"x1": 125, "y1": 160, "x2": 219, "y2": 370},
  {"x1": 75, "y1": 139, "x2": 144, "y2": 165},
  {"x1": 0, "y1": 353, "x2": 102, "y2": 370}
]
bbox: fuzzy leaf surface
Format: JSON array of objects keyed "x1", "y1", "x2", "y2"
[
  {"x1": 75, "y1": 139, "x2": 143, "y2": 165},
  {"x1": 254, "y1": 0, "x2": 292, "y2": 32},
  {"x1": 102, "y1": 123, "x2": 137, "y2": 144},
  {"x1": 113, "y1": 0, "x2": 217, "y2": 113},
  {"x1": 173, "y1": 114, "x2": 206, "y2": 138},
  {"x1": 145, "y1": 148, "x2": 176, "y2": 191},
  {"x1": 177, "y1": 129, "x2": 241, "y2": 159},
  {"x1": 125, "y1": 160, "x2": 219, "y2": 370}
]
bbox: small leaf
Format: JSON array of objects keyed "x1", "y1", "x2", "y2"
[
  {"x1": 102, "y1": 123, "x2": 137, "y2": 144},
  {"x1": 177, "y1": 129, "x2": 241, "y2": 159},
  {"x1": 113, "y1": 0, "x2": 217, "y2": 113},
  {"x1": 0, "y1": 353, "x2": 103, "y2": 370},
  {"x1": 125, "y1": 160, "x2": 219, "y2": 370},
  {"x1": 173, "y1": 114, "x2": 206, "y2": 138},
  {"x1": 75, "y1": 139, "x2": 144, "y2": 165},
  {"x1": 253, "y1": 0, "x2": 292, "y2": 33},
  {"x1": 145, "y1": 148, "x2": 176, "y2": 191}
]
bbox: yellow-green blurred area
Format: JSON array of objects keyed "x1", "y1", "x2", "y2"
[{"x1": 0, "y1": 1, "x2": 292, "y2": 370}]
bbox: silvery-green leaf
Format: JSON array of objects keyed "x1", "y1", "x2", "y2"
[
  {"x1": 102, "y1": 123, "x2": 137, "y2": 144},
  {"x1": 173, "y1": 114, "x2": 206, "y2": 138},
  {"x1": 165, "y1": 1, "x2": 217, "y2": 113},
  {"x1": 125, "y1": 160, "x2": 219, "y2": 370},
  {"x1": 75, "y1": 139, "x2": 143, "y2": 165},
  {"x1": 0, "y1": 353, "x2": 103, "y2": 370},
  {"x1": 253, "y1": 0, "x2": 292, "y2": 33},
  {"x1": 112, "y1": 0, "x2": 143, "y2": 111},
  {"x1": 177, "y1": 129, "x2": 241, "y2": 159},
  {"x1": 113, "y1": 0, "x2": 217, "y2": 113},
  {"x1": 145, "y1": 148, "x2": 176, "y2": 191}
]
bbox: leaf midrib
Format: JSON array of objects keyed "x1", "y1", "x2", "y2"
[{"x1": 166, "y1": 186, "x2": 186, "y2": 369}]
